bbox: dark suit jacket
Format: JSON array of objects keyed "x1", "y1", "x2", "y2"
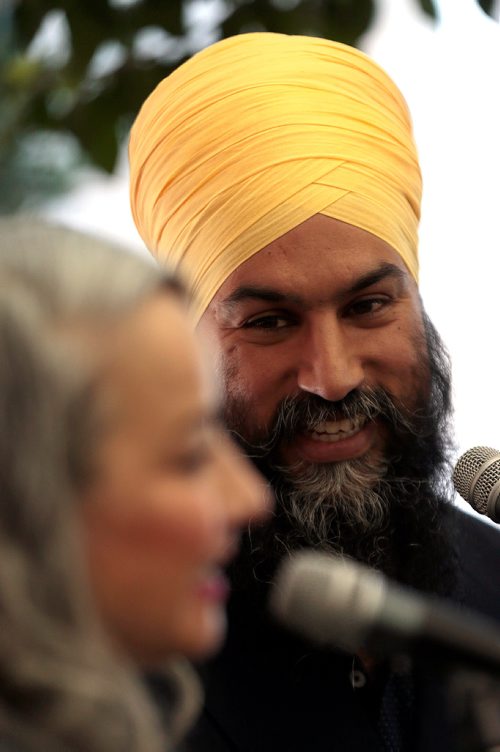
[{"x1": 183, "y1": 508, "x2": 500, "y2": 752}]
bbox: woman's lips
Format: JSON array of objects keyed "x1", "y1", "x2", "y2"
[{"x1": 197, "y1": 569, "x2": 231, "y2": 602}]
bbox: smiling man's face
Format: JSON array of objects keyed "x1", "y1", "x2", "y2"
[{"x1": 199, "y1": 213, "x2": 429, "y2": 472}]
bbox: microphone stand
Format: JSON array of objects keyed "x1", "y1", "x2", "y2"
[{"x1": 447, "y1": 667, "x2": 500, "y2": 752}]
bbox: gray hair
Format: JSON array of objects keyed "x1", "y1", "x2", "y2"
[{"x1": 0, "y1": 217, "x2": 184, "y2": 751}]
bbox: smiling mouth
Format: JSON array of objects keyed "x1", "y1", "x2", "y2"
[{"x1": 307, "y1": 416, "x2": 368, "y2": 443}]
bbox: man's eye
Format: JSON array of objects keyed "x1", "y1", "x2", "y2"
[
  {"x1": 346, "y1": 297, "x2": 389, "y2": 317},
  {"x1": 242, "y1": 314, "x2": 290, "y2": 329}
]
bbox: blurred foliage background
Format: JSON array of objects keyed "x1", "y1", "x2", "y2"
[{"x1": 0, "y1": 0, "x2": 496, "y2": 212}]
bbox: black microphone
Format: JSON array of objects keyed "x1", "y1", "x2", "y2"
[
  {"x1": 453, "y1": 446, "x2": 500, "y2": 522},
  {"x1": 269, "y1": 550, "x2": 500, "y2": 675}
]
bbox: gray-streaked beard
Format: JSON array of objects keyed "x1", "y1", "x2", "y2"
[
  {"x1": 226, "y1": 385, "x2": 420, "y2": 558},
  {"x1": 271, "y1": 454, "x2": 390, "y2": 553}
]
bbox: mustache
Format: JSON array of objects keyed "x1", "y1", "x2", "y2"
[{"x1": 232, "y1": 387, "x2": 426, "y2": 459}]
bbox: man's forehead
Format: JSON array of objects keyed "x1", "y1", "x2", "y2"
[
  {"x1": 215, "y1": 263, "x2": 408, "y2": 314},
  {"x1": 208, "y1": 216, "x2": 411, "y2": 313}
]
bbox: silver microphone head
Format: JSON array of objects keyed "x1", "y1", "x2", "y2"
[
  {"x1": 452, "y1": 446, "x2": 500, "y2": 521},
  {"x1": 269, "y1": 551, "x2": 426, "y2": 654},
  {"x1": 269, "y1": 550, "x2": 387, "y2": 652}
]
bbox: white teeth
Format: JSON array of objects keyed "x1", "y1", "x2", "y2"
[{"x1": 309, "y1": 417, "x2": 366, "y2": 442}]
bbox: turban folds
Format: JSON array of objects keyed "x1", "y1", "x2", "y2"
[{"x1": 129, "y1": 33, "x2": 422, "y2": 319}]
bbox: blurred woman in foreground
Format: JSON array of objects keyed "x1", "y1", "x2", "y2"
[{"x1": 0, "y1": 217, "x2": 269, "y2": 751}]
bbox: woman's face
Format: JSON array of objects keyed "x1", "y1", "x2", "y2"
[{"x1": 79, "y1": 293, "x2": 269, "y2": 665}]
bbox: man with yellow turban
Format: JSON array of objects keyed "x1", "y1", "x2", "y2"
[{"x1": 129, "y1": 33, "x2": 500, "y2": 752}]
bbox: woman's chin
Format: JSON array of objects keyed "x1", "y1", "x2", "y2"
[{"x1": 186, "y1": 608, "x2": 228, "y2": 660}]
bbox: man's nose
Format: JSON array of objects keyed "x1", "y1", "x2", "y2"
[{"x1": 296, "y1": 314, "x2": 365, "y2": 402}]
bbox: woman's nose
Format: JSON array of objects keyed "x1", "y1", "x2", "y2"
[{"x1": 215, "y1": 432, "x2": 273, "y2": 527}]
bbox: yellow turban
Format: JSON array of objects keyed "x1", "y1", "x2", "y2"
[{"x1": 129, "y1": 32, "x2": 422, "y2": 319}]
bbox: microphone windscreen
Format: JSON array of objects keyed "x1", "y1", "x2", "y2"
[{"x1": 452, "y1": 446, "x2": 500, "y2": 517}]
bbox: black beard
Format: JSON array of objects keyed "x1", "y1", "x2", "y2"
[{"x1": 225, "y1": 312, "x2": 458, "y2": 600}]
